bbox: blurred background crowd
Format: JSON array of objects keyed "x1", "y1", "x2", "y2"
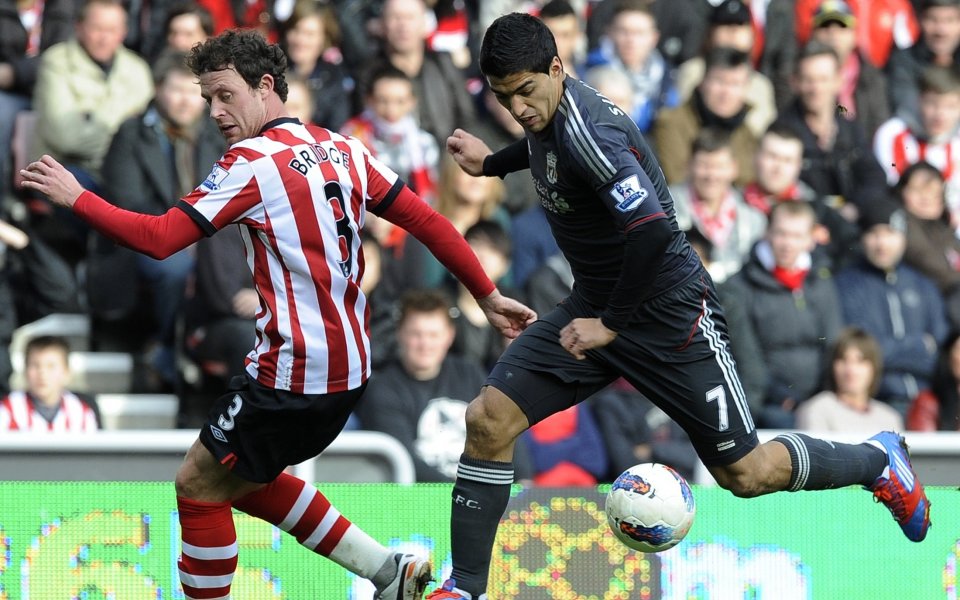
[{"x1": 2, "y1": 0, "x2": 960, "y2": 486}]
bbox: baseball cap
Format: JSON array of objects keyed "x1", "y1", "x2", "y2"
[
  {"x1": 813, "y1": 0, "x2": 856, "y2": 29},
  {"x1": 711, "y1": 0, "x2": 752, "y2": 26},
  {"x1": 859, "y1": 201, "x2": 907, "y2": 234}
]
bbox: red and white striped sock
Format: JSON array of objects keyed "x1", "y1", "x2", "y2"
[
  {"x1": 176, "y1": 497, "x2": 239, "y2": 600},
  {"x1": 233, "y1": 472, "x2": 392, "y2": 578}
]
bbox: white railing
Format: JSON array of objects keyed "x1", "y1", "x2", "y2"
[{"x1": 0, "y1": 429, "x2": 416, "y2": 484}]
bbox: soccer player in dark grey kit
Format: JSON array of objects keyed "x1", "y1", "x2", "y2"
[{"x1": 426, "y1": 12, "x2": 932, "y2": 600}]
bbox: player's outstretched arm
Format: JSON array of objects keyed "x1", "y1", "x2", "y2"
[
  {"x1": 477, "y1": 289, "x2": 538, "y2": 339},
  {"x1": 21, "y1": 155, "x2": 204, "y2": 260},
  {"x1": 446, "y1": 128, "x2": 493, "y2": 176}
]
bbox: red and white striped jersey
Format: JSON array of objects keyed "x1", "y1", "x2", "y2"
[
  {"x1": 178, "y1": 118, "x2": 403, "y2": 395},
  {"x1": 0, "y1": 391, "x2": 99, "y2": 432},
  {"x1": 873, "y1": 116, "x2": 960, "y2": 224},
  {"x1": 873, "y1": 117, "x2": 960, "y2": 184}
]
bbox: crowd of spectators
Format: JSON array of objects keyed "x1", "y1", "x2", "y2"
[{"x1": 2, "y1": 0, "x2": 960, "y2": 482}]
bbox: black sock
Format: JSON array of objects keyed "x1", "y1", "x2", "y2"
[
  {"x1": 775, "y1": 433, "x2": 887, "y2": 491},
  {"x1": 449, "y1": 454, "x2": 513, "y2": 597}
]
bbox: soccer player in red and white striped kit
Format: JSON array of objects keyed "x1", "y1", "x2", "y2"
[{"x1": 20, "y1": 30, "x2": 536, "y2": 600}]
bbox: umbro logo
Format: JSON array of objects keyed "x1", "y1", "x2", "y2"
[{"x1": 209, "y1": 425, "x2": 228, "y2": 443}]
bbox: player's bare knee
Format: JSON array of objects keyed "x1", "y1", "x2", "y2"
[
  {"x1": 464, "y1": 388, "x2": 524, "y2": 457},
  {"x1": 711, "y1": 466, "x2": 766, "y2": 498}
]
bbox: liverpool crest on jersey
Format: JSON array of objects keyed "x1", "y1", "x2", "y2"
[{"x1": 546, "y1": 151, "x2": 558, "y2": 184}]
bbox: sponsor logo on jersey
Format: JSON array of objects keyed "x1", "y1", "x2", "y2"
[
  {"x1": 546, "y1": 151, "x2": 558, "y2": 184},
  {"x1": 201, "y1": 165, "x2": 230, "y2": 191},
  {"x1": 610, "y1": 175, "x2": 648, "y2": 212}
]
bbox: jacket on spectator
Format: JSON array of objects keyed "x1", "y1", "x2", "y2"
[
  {"x1": 652, "y1": 93, "x2": 758, "y2": 186},
  {"x1": 850, "y1": 52, "x2": 892, "y2": 140},
  {"x1": 0, "y1": 0, "x2": 73, "y2": 95},
  {"x1": 720, "y1": 243, "x2": 843, "y2": 413},
  {"x1": 32, "y1": 38, "x2": 154, "y2": 175},
  {"x1": 835, "y1": 257, "x2": 949, "y2": 404},
  {"x1": 773, "y1": 99, "x2": 887, "y2": 211},
  {"x1": 87, "y1": 106, "x2": 224, "y2": 319},
  {"x1": 674, "y1": 60, "x2": 776, "y2": 138},
  {"x1": 521, "y1": 403, "x2": 608, "y2": 486}
]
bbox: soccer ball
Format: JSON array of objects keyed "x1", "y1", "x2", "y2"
[{"x1": 605, "y1": 463, "x2": 696, "y2": 552}]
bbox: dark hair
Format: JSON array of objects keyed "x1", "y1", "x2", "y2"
[
  {"x1": 762, "y1": 122, "x2": 804, "y2": 146},
  {"x1": 480, "y1": 12, "x2": 557, "y2": 79},
  {"x1": 895, "y1": 160, "x2": 946, "y2": 195},
  {"x1": 164, "y1": 1, "x2": 214, "y2": 37},
  {"x1": 152, "y1": 49, "x2": 192, "y2": 85},
  {"x1": 703, "y1": 46, "x2": 751, "y2": 73},
  {"x1": 187, "y1": 29, "x2": 289, "y2": 102},
  {"x1": 826, "y1": 327, "x2": 883, "y2": 396},
  {"x1": 691, "y1": 127, "x2": 733, "y2": 155},
  {"x1": 922, "y1": 0, "x2": 960, "y2": 12},
  {"x1": 365, "y1": 62, "x2": 412, "y2": 97},
  {"x1": 919, "y1": 65, "x2": 960, "y2": 95},
  {"x1": 464, "y1": 219, "x2": 512, "y2": 257},
  {"x1": 398, "y1": 289, "x2": 454, "y2": 325},
  {"x1": 25, "y1": 335, "x2": 71, "y2": 363},
  {"x1": 539, "y1": 0, "x2": 577, "y2": 20},
  {"x1": 796, "y1": 40, "x2": 839, "y2": 72}
]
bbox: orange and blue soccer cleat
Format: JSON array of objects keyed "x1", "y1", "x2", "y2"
[
  {"x1": 425, "y1": 579, "x2": 486, "y2": 600},
  {"x1": 866, "y1": 431, "x2": 931, "y2": 542},
  {"x1": 375, "y1": 554, "x2": 433, "y2": 600}
]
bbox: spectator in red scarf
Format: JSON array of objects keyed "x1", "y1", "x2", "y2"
[{"x1": 720, "y1": 201, "x2": 843, "y2": 428}]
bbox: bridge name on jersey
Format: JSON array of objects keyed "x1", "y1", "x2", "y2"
[{"x1": 287, "y1": 143, "x2": 351, "y2": 177}]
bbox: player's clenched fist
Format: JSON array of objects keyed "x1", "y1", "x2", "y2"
[{"x1": 446, "y1": 129, "x2": 493, "y2": 177}]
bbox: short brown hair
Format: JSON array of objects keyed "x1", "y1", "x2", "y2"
[
  {"x1": 25, "y1": 336, "x2": 70, "y2": 365},
  {"x1": 397, "y1": 289, "x2": 453, "y2": 326}
]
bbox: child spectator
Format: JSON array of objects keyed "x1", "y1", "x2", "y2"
[
  {"x1": 796, "y1": 327, "x2": 904, "y2": 431},
  {"x1": 341, "y1": 63, "x2": 439, "y2": 203},
  {"x1": 0, "y1": 336, "x2": 99, "y2": 432}
]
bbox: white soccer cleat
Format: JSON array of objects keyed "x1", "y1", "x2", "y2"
[{"x1": 374, "y1": 553, "x2": 433, "y2": 600}]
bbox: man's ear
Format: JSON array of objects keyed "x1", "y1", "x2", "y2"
[{"x1": 259, "y1": 74, "x2": 275, "y2": 98}]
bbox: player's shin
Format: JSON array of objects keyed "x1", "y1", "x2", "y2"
[
  {"x1": 773, "y1": 433, "x2": 887, "y2": 491},
  {"x1": 177, "y1": 496, "x2": 238, "y2": 599},
  {"x1": 448, "y1": 454, "x2": 514, "y2": 597},
  {"x1": 232, "y1": 472, "x2": 393, "y2": 580}
]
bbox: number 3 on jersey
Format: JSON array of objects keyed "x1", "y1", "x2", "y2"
[{"x1": 324, "y1": 181, "x2": 354, "y2": 278}]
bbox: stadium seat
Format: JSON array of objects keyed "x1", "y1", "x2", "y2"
[{"x1": 95, "y1": 393, "x2": 179, "y2": 429}]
